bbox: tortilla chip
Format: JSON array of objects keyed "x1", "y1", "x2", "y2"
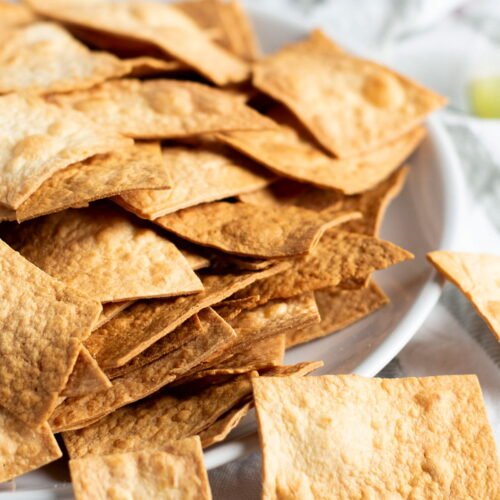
[
  {"x1": 180, "y1": 247, "x2": 211, "y2": 271},
  {"x1": 0, "y1": 240, "x2": 101, "y2": 426},
  {"x1": 27, "y1": 0, "x2": 249, "y2": 85},
  {"x1": 116, "y1": 144, "x2": 274, "y2": 220},
  {"x1": 123, "y1": 55, "x2": 189, "y2": 77},
  {"x1": 427, "y1": 252, "x2": 500, "y2": 341},
  {"x1": 3, "y1": 204, "x2": 203, "y2": 303},
  {"x1": 0, "y1": 22, "x2": 131, "y2": 95},
  {"x1": 50, "y1": 308, "x2": 236, "y2": 432},
  {"x1": 69, "y1": 436, "x2": 211, "y2": 500},
  {"x1": 0, "y1": 207, "x2": 15, "y2": 222},
  {"x1": 0, "y1": 408, "x2": 62, "y2": 482},
  {"x1": 155, "y1": 202, "x2": 359, "y2": 258},
  {"x1": 253, "y1": 374, "x2": 499, "y2": 499},
  {"x1": 287, "y1": 282, "x2": 389, "y2": 347},
  {"x1": 15, "y1": 142, "x2": 168, "y2": 222},
  {"x1": 63, "y1": 373, "x2": 254, "y2": 458},
  {"x1": 62, "y1": 348, "x2": 112, "y2": 398},
  {"x1": 85, "y1": 263, "x2": 288, "y2": 369},
  {"x1": 218, "y1": 106, "x2": 425, "y2": 194},
  {"x1": 0, "y1": 93, "x2": 130, "y2": 210},
  {"x1": 49, "y1": 79, "x2": 273, "y2": 140},
  {"x1": 253, "y1": 30, "x2": 445, "y2": 157},
  {"x1": 0, "y1": 1, "x2": 37, "y2": 28},
  {"x1": 232, "y1": 231, "x2": 413, "y2": 304},
  {"x1": 93, "y1": 302, "x2": 135, "y2": 331}
]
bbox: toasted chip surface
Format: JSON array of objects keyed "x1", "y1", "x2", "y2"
[
  {"x1": 0, "y1": 93, "x2": 130, "y2": 209},
  {"x1": 0, "y1": 240, "x2": 101, "y2": 426},
  {"x1": 0, "y1": 1, "x2": 37, "y2": 28},
  {"x1": 0, "y1": 408, "x2": 62, "y2": 482},
  {"x1": 253, "y1": 30, "x2": 445, "y2": 157},
  {"x1": 428, "y1": 252, "x2": 500, "y2": 341},
  {"x1": 94, "y1": 302, "x2": 135, "y2": 331},
  {"x1": 3, "y1": 204, "x2": 203, "y2": 303},
  {"x1": 116, "y1": 144, "x2": 274, "y2": 219},
  {"x1": 253, "y1": 374, "x2": 499, "y2": 500},
  {"x1": 69, "y1": 436, "x2": 211, "y2": 500}
]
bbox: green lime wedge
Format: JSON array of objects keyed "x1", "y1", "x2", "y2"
[{"x1": 469, "y1": 77, "x2": 500, "y2": 118}]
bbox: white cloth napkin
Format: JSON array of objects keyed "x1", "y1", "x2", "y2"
[{"x1": 209, "y1": 1, "x2": 500, "y2": 497}]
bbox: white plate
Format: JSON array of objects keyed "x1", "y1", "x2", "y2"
[{"x1": 0, "y1": 8, "x2": 465, "y2": 499}]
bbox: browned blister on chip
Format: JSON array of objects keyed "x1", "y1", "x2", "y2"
[
  {"x1": 50, "y1": 309, "x2": 236, "y2": 432},
  {"x1": 27, "y1": 0, "x2": 249, "y2": 85},
  {"x1": 0, "y1": 407, "x2": 62, "y2": 482},
  {"x1": 287, "y1": 282, "x2": 389, "y2": 347},
  {"x1": 253, "y1": 374, "x2": 499, "y2": 500},
  {"x1": 3, "y1": 204, "x2": 203, "y2": 303},
  {"x1": 0, "y1": 93, "x2": 131, "y2": 210},
  {"x1": 69, "y1": 436, "x2": 211, "y2": 500},
  {"x1": 116, "y1": 144, "x2": 274, "y2": 220},
  {"x1": 428, "y1": 252, "x2": 500, "y2": 341},
  {"x1": 155, "y1": 202, "x2": 359, "y2": 258},
  {"x1": 85, "y1": 263, "x2": 289, "y2": 369},
  {"x1": 0, "y1": 240, "x2": 101, "y2": 426},
  {"x1": 253, "y1": 30, "x2": 445, "y2": 157},
  {"x1": 15, "y1": 142, "x2": 168, "y2": 222}
]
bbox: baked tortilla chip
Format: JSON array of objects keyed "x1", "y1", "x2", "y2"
[
  {"x1": 0, "y1": 240, "x2": 101, "y2": 426},
  {"x1": 253, "y1": 374, "x2": 499, "y2": 499},
  {"x1": 49, "y1": 79, "x2": 273, "y2": 139},
  {"x1": 253, "y1": 30, "x2": 445, "y2": 157},
  {"x1": 69, "y1": 436, "x2": 211, "y2": 500},
  {"x1": 0, "y1": 408, "x2": 62, "y2": 482},
  {"x1": 155, "y1": 202, "x2": 359, "y2": 258},
  {"x1": 0, "y1": 93, "x2": 130, "y2": 210},
  {"x1": 287, "y1": 283, "x2": 389, "y2": 347},
  {"x1": 51, "y1": 308, "x2": 236, "y2": 432},
  {"x1": 15, "y1": 142, "x2": 168, "y2": 222},
  {"x1": 94, "y1": 302, "x2": 135, "y2": 331},
  {"x1": 62, "y1": 348, "x2": 112, "y2": 398},
  {"x1": 180, "y1": 247, "x2": 211, "y2": 271},
  {"x1": 85, "y1": 263, "x2": 288, "y2": 369},
  {"x1": 428, "y1": 251, "x2": 500, "y2": 341},
  {"x1": 124, "y1": 55, "x2": 189, "y2": 77},
  {"x1": 63, "y1": 373, "x2": 254, "y2": 458},
  {"x1": 3, "y1": 204, "x2": 203, "y2": 303},
  {"x1": 0, "y1": 1, "x2": 37, "y2": 28},
  {"x1": 116, "y1": 144, "x2": 274, "y2": 220},
  {"x1": 27, "y1": 0, "x2": 249, "y2": 85}
]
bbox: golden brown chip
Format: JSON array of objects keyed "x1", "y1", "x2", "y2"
[
  {"x1": 93, "y1": 302, "x2": 135, "y2": 331},
  {"x1": 69, "y1": 436, "x2": 211, "y2": 500},
  {"x1": 27, "y1": 0, "x2": 249, "y2": 85},
  {"x1": 287, "y1": 283, "x2": 389, "y2": 347},
  {"x1": 123, "y1": 55, "x2": 189, "y2": 77},
  {"x1": 428, "y1": 251, "x2": 500, "y2": 341},
  {"x1": 63, "y1": 374, "x2": 254, "y2": 458},
  {"x1": 116, "y1": 144, "x2": 274, "y2": 220},
  {"x1": 49, "y1": 79, "x2": 273, "y2": 140},
  {"x1": 0, "y1": 1, "x2": 37, "y2": 28},
  {"x1": 253, "y1": 374, "x2": 499, "y2": 499},
  {"x1": 50, "y1": 309, "x2": 236, "y2": 432},
  {"x1": 253, "y1": 30, "x2": 445, "y2": 157},
  {"x1": 0, "y1": 93, "x2": 131, "y2": 210},
  {"x1": 0, "y1": 240, "x2": 101, "y2": 426},
  {"x1": 85, "y1": 263, "x2": 288, "y2": 369},
  {"x1": 155, "y1": 202, "x2": 358, "y2": 258},
  {"x1": 3, "y1": 204, "x2": 203, "y2": 303},
  {"x1": 15, "y1": 142, "x2": 168, "y2": 222},
  {"x1": 62, "y1": 348, "x2": 112, "y2": 398},
  {"x1": 0, "y1": 408, "x2": 62, "y2": 482}
]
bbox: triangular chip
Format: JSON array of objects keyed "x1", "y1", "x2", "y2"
[
  {"x1": 2, "y1": 204, "x2": 203, "y2": 303},
  {"x1": 94, "y1": 302, "x2": 135, "y2": 331},
  {"x1": 180, "y1": 247, "x2": 211, "y2": 271},
  {"x1": 50, "y1": 308, "x2": 236, "y2": 432},
  {"x1": 428, "y1": 251, "x2": 500, "y2": 341},
  {"x1": 253, "y1": 374, "x2": 499, "y2": 499},
  {"x1": 0, "y1": 408, "x2": 62, "y2": 482},
  {"x1": 48, "y1": 79, "x2": 273, "y2": 139},
  {"x1": 0, "y1": 93, "x2": 130, "y2": 209},
  {"x1": 0, "y1": 1, "x2": 37, "y2": 28},
  {"x1": 69, "y1": 437, "x2": 212, "y2": 500},
  {"x1": 287, "y1": 282, "x2": 389, "y2": 347},
  {"x1": 27, "y1": 0, "x2": 249, "y2": 85},
  {"x1": 116, "y1": 143, "x2": 274, "y2": 220},
  {"x1": 154, "y1": 202, "x2": 359, "y2": 258},
  {"x1": 15, "y1": 142, "x2": 169, "y2": 222},
  {"x1": 0, "y1": 240, "x2": 101, "y2": 426},
  {"x1": 253, "y1": 30, "x2": 445, "y2": 157}
]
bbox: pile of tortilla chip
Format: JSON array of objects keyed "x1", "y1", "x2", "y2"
[{"x1": 0, "y1": 0, "x2": 452, "y2": 494}]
